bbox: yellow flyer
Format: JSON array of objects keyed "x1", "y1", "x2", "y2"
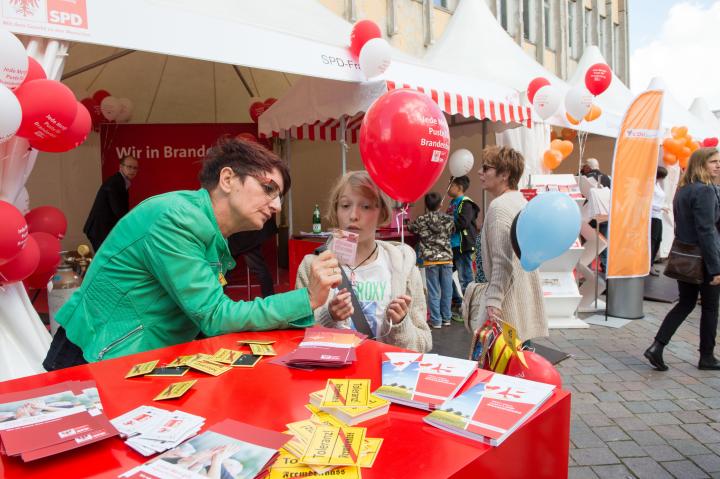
[
  {"x1": 125, "y1": 360, "x2": 159, "y2": 378},
  {"x1": 212, "y1": 348, "x2": 243, "y2": 364},
  {"x1": 187, "y1": 358, "x2": 232, "y2": 376},
  {"x1": 357, "y1": 438, "x2": 383, "y2": 468},
  {"x1": 301, "y1": 426, "x2": 365, "y2": 466},
  {"x1": 153, "y1": 380, "x2": 197, "y2": 401},
  {"x1": 321, "y1": 379, "x2": 370, "y2": 408},
  {"x1": 237, "y1": 339, "x2": 276, "y2": 345},
  {"x1": 249, "y1": 343, "x2": 277, "y2": 356},
  {"x1": 501, "y1": 321, "x2": 527, "y2": 368},
  {"x1": 305, "y1": 405, "x2": 344, "y2": 428}
]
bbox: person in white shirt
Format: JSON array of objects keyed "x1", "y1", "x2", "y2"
[{"x1": 650, "y1": 166, "x2": 669, "y2": 276}]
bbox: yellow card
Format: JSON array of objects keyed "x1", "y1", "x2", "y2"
[
  {"x1": 153, "y1": 380, "x2": 197, "y2": 401},
  {"x1": 268, "y1": 464, "x2": 361, "y2": 479},
  {"x1": 166, "y1": 355, "x2": 197, "y2": 367},
  {"x1": 301, "y1": 426, "x2": 365, "y2": 466},
  {"x1": 212, "y1": 348, "x2": 243, "y2": 364},
  {"x1": 282, "y1": 432, "x2": 309, "y2": 459},
  {"x1": 357, "y1": 438, "x2": 383, "y2": 468},
  {"x1": 501, "y1": 321, "x2": 527, "y2": 368},
  {"x1": 305, "y1": 405, "x2": 344, "y2": 428},
  {"x1": 286, "y1": 419, "x2": 318, "y2": 441},
  {"x1": 322, "y1": 379, "x2": 370, "y2": 408},
  {"x1": 236, "y1": 339, "x2": 276, "y2": 345},
  {"x1": 125, "y1": 360, "x2": 159, "y2": 378},
  {"x1": 187, "y1": 358, "x2": 232, "y2": 376},
  {"x1": 249, "y1": 343, "x2": 277, "y2": 356}
]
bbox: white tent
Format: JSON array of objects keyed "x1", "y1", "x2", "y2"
[
  {"x1": 647, "y1": 78, "x2": 715, "y2": 140},
  {"x1": 689, "y1": 97, "x2": 720, "y2": 140}
]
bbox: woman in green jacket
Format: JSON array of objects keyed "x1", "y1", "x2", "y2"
[{"x1": 43, "y1": 139, "x2": 341, "y2": 369}]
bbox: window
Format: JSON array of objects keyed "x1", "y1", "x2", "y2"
[
  {"x1": 523, "y1": 0, "x2": 534, "y2": 42},
  {"x1": 434, "y1": 0, "x2": 448, "y2": 8},
  {"x1": 599, "y1": 16, "x2": 606, "y2": 56},
  {"x1": 584, "y1": 8, "x2": 592, "y2": 46},
  {"x1": 568, "y1": 1, "x2": 579, "y2": 58},
  {"x1": 500, "y1": 0, "x2": 508, "y2": 30},
  {"x1": 501, "y1": 0, "x2": 518, "y2": 37},
  {"x1": 543, "y1": 0, "x2": 553, "y2": 49},
  {"x1": 613, "y1": 24, "x2": 620, "y2": 70}
]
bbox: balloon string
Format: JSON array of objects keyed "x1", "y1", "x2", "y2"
[
  {"x1": 440, "y1": 176, "x2": 454, "y2": 209},
  {"x1": 395, "y1": 203, "x2": 409, "y2": 243}
]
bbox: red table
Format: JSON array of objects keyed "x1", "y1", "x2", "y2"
[{"x1": 0, "y1": 331, "x2": 570, "y2": 478}]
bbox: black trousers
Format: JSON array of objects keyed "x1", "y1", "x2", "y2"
[
  {"x1": 43, "y1": 327, "x2": 88, "y2": 371},
  {"x1": 650, "y1": 218, "x2": 663, "y2": 265},
  {"x1": 243, "y1": 246, "x2": 275, "y2": 298},
  {"x1": 655, "y1": 280, "x2": 720, "y2": 355}
]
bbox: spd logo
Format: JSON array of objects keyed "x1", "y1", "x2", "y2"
[{"x1": 2, "y1": 0, "x2": 88, "y2": 29}]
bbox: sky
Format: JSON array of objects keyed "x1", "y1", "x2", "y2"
[{"x1": 629, "y1": 0, "x2": 720, "y2": 112}]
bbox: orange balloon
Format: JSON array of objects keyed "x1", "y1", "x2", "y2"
[
  {"x1": 584, "y1": 104, "x2": 602, "y2": 122},
  {"x1": 678, "y1": 146, "x2": 692, "y2": 160},
  {"x1": 560, "y1": 128, "x2": 577, "y2": 141},
  {"x1": 663, "y1": 152, "x2": 678, "y2": 165},
  {"x1": 557, "y1": 140, "x2": 574, "y2": 159},
  {"x1": 663, "y1": 138, "x2": 683, "y2": 156},
  {"x1": 566, "y1": 112, "x2": 580, "y2": 125},
  {"x1": 688, "y1": 141, "x2": 700, "y2": 152},
  {"x1": 543, "y1": 149, "x2": 563, "y2": 170},
  {"x1": 679, "y1": 155, "x2": 689, "y2": 169},
  {"x1": 672, "y1": 126, "x2": 688, "y2": 139}
]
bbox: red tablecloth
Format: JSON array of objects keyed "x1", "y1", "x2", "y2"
[{"x1": 0, "y1": 331, "x2": 570, "y2": 478}]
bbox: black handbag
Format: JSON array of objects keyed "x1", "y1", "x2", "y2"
[{"x1": 664, "y1": 239, "x2": 703, "y2": 285}]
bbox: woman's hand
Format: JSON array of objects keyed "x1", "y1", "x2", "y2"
[
  {"x1": 307, "y1": 250, "x2": 342, "y2": 310},
  {"x1": 387, "y1": 295, "x2": 412, "y2": 324},
  {"x1": 486, "y1": 306, "x2": 502, "y2": 321},
  {"x1": 711, "y1": 275, "x2": 720, "y2": 286},
  {"x1": 328, "y1": 289, "x2": 354, "y2": 321}
]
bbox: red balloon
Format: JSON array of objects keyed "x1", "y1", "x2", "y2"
[
  {"x1": 29, "y1": 232, "x2": 61, "y2": 274},
  {"x1": 359, "y1": 88, "x2": 450, "y2": 203},
  {"x1": 14, "y1": 79, "x2": 78, "y2": 141},
  {"x1": 702, "y1": 137, "x2": 719, "y2": 148},
  {"x1": 25, "y1": 206, "x2": 67, "y2": 239},
  {"x1": 249, "y1": 101, "x2": 267, "y2": 123},
  {"x1": 527, "y1": 77, "x2": 551, "y2": 104},
  {"x1": 505, "y1": 351, "x2": 563, "y2": 389},
  {"x1": 350, "y1": 20, "x2": 382, "y2": 58},
  {"x1": 0, "y1": 200, "x2": 28, "y2": 265},
  {"x1": 0, "y1": 235, "x2": 39, "y2": 285},
  {"x1": 30, "y1": 101, "x2": 91, "y2": 152},
  {"x1": 584, "y1": 63, "x2": 612, "y2": 96},
  {"x1": 24, "y1": 269, "x2": 54, "y2": 290},
  {"x1": 92, "y1": 89, "x2": 111, "y2": 104},
  {"x1": 20, "y1": 57, "x2": 47, "y2": 87},
  {"x1": 263, "y1": 97, "x2": 277, "y2": 108},
  {"x1": 81, "y1": 97, "x2": 103, "y2": 130}
]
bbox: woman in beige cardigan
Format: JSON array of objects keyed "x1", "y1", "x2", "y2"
[
  {"x1": 478, "y1": 146, "x2": 548, "y2": 342},
  {"x1": 296, "y1": 171, "x2": 432, "y2": 353}
]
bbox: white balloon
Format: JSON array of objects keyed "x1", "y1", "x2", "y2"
[
  {"x1": 532, "y1": 85, "x2": 562, "y2": 120},
  {"x1": 359, "y1": 38, "x2": 392, "y2": 79},
  {"x1": 565, "y1": 84, "x2": 593, "y2": 121},
  {"x1": 100, "y1": 96, "x2": 121, "y2": 121},
  {"x1": 115, "y1": 98, "x2": 133, "y2": 123},
  {"x1": 448, "y1": 149, "x2": 475, "y2": 177},
  {"x1": 0, "y1": 84, "x2": 22, "y2": 144},
  {"x1": 0, "y1": 29, "x2": 28, "y2": 90}
]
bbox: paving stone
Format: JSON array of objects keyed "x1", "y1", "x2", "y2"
[
  {"x1": 691, "y1": 454, "x2": 720, "y2": 474},
  {"x1": 597, "y1": 402, "x2": 635, "y2": 419},
  {"x1": 673, "y1": 411, "x2": 713, "y2": 424},
  {"x1": 667, "y1": 438, "x2": 713, "y2": 456},
  {"x1": 592, "y1": 464, "x2": 636, "y2": 479},
  {"x1": 644, "y1": 389, "x2": 675, "y2": 400},
  {"x1": 582, "y1": 413, "x2": 615, "y2": 427},
  {"x1": 617, "y1": 417, "x2": 653, "y2": 431},
  {"x1": 642, "y1": 444, "x2": 685, "y2": 462},
  {"x1": 627, "y1": 429, "x2": 666, "y2": 446},
  {"x1": 625, "y1": 401, "x2": 656, "y2": 414},
  {"x1": 661, "y1": 460, "x2": 710, "y2": 478},
  {"x1": 572, "y1": 430, "x2": 607, "y2": 448},
  {"x1": 702, "y1": 410, "x2": 720, "y2": 422},
  {"x1": 571, "y1": 447, "x2": 621, "y2": 466},
  {"x1": 593, "y1": 426, "x2": 631, "y2": 442},
  {"x1": 608, "y1": 440, "x2": 647, "y2": 458},
  {"x1": 651, "y1": 400, "x2": 683, "y2": 413},
  {"x1": 675, "y1": 398, "x2": 708, "y2": 411},
  {"x1": 652, "y1": 425, "x2": 693, "y2": 441},
  {"x1": 623, "y1": 457, "x2": 673, "y2": 479},
  {"x1": 682, "y1": 424, "x2": 720, "y2": 444},
  {"x1": 569, "y1": 466, "x2": 600, "y2": 479},
  {"x1": 637, "y1": 412, "x2": 682, "y2": 427},
  {"x1": 619, "y1": 390, "x2": 649, "y2": 401},
  {"x1": 593, "y1": 391, "x2": 623, "y2": 402}
]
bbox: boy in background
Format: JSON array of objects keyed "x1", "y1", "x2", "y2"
[{"x1": 410, "y1": 192, "x2": 455, "y2": 328}]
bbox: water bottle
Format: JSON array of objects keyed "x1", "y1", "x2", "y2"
[{"x1": 312, "y1": 204, "x2": 322, "y2": 234}]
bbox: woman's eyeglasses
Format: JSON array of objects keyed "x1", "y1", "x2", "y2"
[
  {"x1": 251, "y1": 175, "x2": 283, "y2": 202},
  {"x1": 481, "y1": 164, "x2": 496, "y2": 173}
]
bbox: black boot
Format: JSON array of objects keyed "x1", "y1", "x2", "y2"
[
  {"x1": 698, "y1": 354, "x2": 720, "y2": 370},
  {"x1": 644, "y1": 341, "x2": 668, "y2": 371}
]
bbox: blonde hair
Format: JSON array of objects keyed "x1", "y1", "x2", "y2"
[
  {"x1": 326, "y1": 171, "x2": 393, "y2": 227},
  {"x1": 680, "y1": 148, "x2": 719, "y2": 187}
]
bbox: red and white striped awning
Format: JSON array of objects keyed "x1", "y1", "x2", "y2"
[{"x1": 260, "y1": 63, "x2": 530, "y2": 144}]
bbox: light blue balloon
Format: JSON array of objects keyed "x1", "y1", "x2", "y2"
[{"x1": 517, "y1": 192, "x2": 581, "y2": 272}]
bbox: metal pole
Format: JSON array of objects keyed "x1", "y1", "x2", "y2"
[
  {"x1": 61, "y1": 49, "x2": 135, "y2": 80},
  {"x1": 284, "y1": 134, "x2": 293, "y2": 237},
  {"x1": 595, "y1": 218, "x2": 600, "y2": 313},
  {"x1": 340, "y1": 116, "x2": 347, "y2": 175}
]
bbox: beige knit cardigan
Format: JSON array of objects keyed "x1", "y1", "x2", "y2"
[
  {"x1": 481, "y1": 191, "x2": 548, "y2": 341},
  {"x1": 295, "y1": 240, "x2": 432, "y2": 353}
]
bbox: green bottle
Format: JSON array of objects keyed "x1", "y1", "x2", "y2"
[{"x1": 312, "y1": 204, "x2": 322, "y2": 234}]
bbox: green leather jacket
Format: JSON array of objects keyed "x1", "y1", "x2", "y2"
[{"x1": 57, "y1": 189, "x2": 313, "y2": 362}]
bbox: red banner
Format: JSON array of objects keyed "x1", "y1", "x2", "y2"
[{"x1": 100, "y1": 123, "x2": 261, "y2": 207}]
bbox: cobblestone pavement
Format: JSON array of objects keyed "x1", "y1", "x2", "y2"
[{"x1": 430, "y1": 298, "x2": 720, "y2": 478}]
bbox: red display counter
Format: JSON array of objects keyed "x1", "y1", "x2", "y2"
[{"x1": 0, "y1": 331, "x2": 570, "y2": 479}]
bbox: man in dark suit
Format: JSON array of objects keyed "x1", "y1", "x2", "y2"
[
  {"x1": 227, "y1": 215, "x2": 278, "y2": 298},
  {"x1": 83, "y1": 155, "x2": 139, "y2": 252}
]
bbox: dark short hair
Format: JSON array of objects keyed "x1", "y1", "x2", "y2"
[
  {"x1": 656, "y1": 166, "x2": 668, "y2": 180},
  {"x1": 481, "y1": 146, "x2": 525, "y2": 190},
  {"x1": 450, "y1": 175, "x2": 470, "y2": 192},
  {"x1": 424, "y1": 192, "x2": 442, "y2": 211},
  {"x1": 198, "y1": 137, "x2": 290, "y2": 194},
  {"x1": 120, "y1": 155, "x2": 136, "y2": 165}
]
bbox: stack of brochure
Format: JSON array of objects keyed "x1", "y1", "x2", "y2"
[
  {"x1": 271, "y1": 326, "x2": 366, "y2": 369},
  {"x1": 424, "y1": 370, "x2": 556, "y2": 446},
  {"x1": 119, "y1": 419, "x2": 289, "y2": 479},
  {"x1": 0, "y1": 380, "x2": 118, "y2": 462},
  {"x1": 374, "y1": 352, "x2": 477, "y2": 410},
  {"x1": 307, "y1": 378, "x2": 390, "y2": 426},
  {"x1": 111, "y1": 406, "x2": 206, "y2": 456}
]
